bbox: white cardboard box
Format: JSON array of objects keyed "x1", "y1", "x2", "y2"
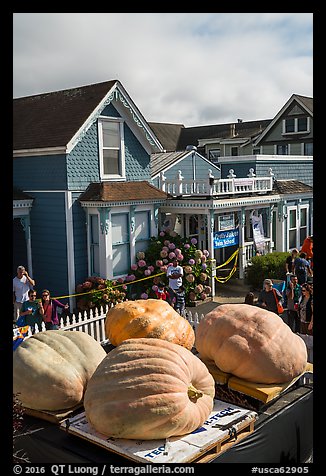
[{"x1": 61, "y1": 400, "x2": 257, "y2": 463}]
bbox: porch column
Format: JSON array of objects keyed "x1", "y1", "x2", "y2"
[
  {"x1": 208, "y1": 209, "x2": 215, "y2": 298},
  {"x1": 238, "y1": 207, "x2": 246, "y2": 279},
  {"x1": 98, "y1": 207, "x2": 111, "y2": 279},
  {"x1": 20, "y1": 216, "x2": 33, "y2": 277},
  {"x1": 267, "y1": 205, "x2": 274, "y2": 253},
  {"x1": 65, "y1": 191, "x2": 76, "y2": 310},
  {"x1": 277, "y1": 200, "x2": 287, "y2": 252}
]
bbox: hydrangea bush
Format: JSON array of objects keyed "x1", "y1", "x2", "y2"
[{"x1": 75, "y1": 229, "x2": 212, "y2": 310}]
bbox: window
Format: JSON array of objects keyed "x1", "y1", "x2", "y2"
[
  {"x1": 287, "y1": 205, "x2": 309, "y2": 249},
  {"x1": 288, "y1": 209, "x2": 297, "y2": 249},
  {"x1": 231, "y1": 146, "x2": 238, "y2": 156},
  {"x1": 112, "y1": 213, "x2": 130, "y2": 276},
  {"x1": 99, "y1": 118, "x2": 125, "y2": 179},
  {"x1": 209, "y1": 149, "x2": 221, "y2": 161},
  {"x1": 299, "y1": 208, "x2": 308, "y2": 246},
  {"x1": 89, "y1": 215, "x2": 100, "y2": 275},
  {"x1": 283, "y1": 117, "x2": 309, "y2": 134},
  {"x1": 304, "y1": 143, "x2": 313, "y2": 155},
  {"x1": 298, "y1": 117, "x2": 308, "y2": 132},
  {"x1": 285, "y1": 118, "x2": 295, "y2": 133},
  {"x1": 135, "y1": 211, "x2": 151, "y2": 255},
  {"x1": 252, "y1": 147, "x2": 261, "y2": 155},
  {"x1": 277, "y1": 144, "x2": 288, "y2": 155}
]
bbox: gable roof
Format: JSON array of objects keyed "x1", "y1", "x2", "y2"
[
  {"x1": 13, "y1": 80, "x2": 163, "y2": 154},
  {"x1": 150, "y1": 150, "x2": 221, "y2": 179},
  {"x1": 78, "y1": 181, "x2": 168, "y2": 203},
  {"x1": 254, "y1": 94, "x2": 313, "y2": 145},
  {"x1": 148, "y1": 122, "x2": 184, "y2": 152}
]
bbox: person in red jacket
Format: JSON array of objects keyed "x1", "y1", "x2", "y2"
[
  {"x1": 154, "y1": 282, "x2": 170, "y2": 302},
  {"x1": 300, "y1": 236, "x2": 313, "y2": 260}
]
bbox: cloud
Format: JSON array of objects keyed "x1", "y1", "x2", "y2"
[{"x1": 13, "y1": 13, "x2": 313, "y2": 126}]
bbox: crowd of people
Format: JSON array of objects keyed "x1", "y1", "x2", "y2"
[
  {"x1": 14, "y1": 236, "x2": 313, "y2": 335},
  {"x1": 245, "y1": 236, "x2": 313, "y2": 339},
  {"x1": 13, "y1": 265, "x2": 69, "y2": 332}
]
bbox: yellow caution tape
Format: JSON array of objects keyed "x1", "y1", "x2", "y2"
[{"x1": 45, "y1": 248, "x2": 241, "y2": 300}]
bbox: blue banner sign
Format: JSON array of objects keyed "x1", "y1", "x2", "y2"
[{"x1": 214, "y1": 228, "x2": 239, "y2": 249}]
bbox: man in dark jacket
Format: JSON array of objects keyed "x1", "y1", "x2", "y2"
[{"x1": 258, "y1": 279, "x2": 283, "y2": 315}]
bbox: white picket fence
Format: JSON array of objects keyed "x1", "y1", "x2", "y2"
[{"x1": 18, "y1": 305, "x2": 204, "y2": 344}]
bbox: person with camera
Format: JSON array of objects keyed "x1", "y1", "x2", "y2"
[
  {"x1": 13, "y1": 265, "x2": 35, "y2": 324},
  {"x1": 18, "y1": 289, "x2": 44, "y2": 333}
]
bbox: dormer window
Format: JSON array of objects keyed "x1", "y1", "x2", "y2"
[
  {"x1": 283, "y1": 117, "x2": 310, "y2": 135},
  {"x1": 99, "y1": 117, "x2": 125, "y2": 180}
]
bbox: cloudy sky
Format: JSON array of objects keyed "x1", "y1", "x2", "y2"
[{"x1": 13, "y1": 13, "x2": 313, "y2": 127}]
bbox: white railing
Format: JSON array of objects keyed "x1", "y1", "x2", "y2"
[
  {"x1": 159, "y1": 168, "x2": 274, "y2": 197},
  {"x1": 16, "y1": 306, "x2": 204, "y2": 344},
  {"x1": 243, "y1": 238, "x2": 272, "y2": 264}
]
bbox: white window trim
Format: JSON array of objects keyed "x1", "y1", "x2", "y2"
[
  {"x1": 282, "y1": 117, "x2": 310, "y2": 135},
  {"x1": 98, "y1": 116, "x2": 126, "y2": 180},
  {"x1": 287, "y1": 203, "x2": 309, "y2": 250},
  {"x1": 301, "y1": 142, "x2": 313, "y2": 156},
  {"x1": 274, "y1": 144, "x2": 290, "y2": 155}
]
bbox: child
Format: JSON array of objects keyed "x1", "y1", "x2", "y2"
[
  {"x1": 154, "y1": 282, "x2": 169, "y2": 301},
  {"x1": 175, "y1": 286, "x2": 186, "y2": 315}
]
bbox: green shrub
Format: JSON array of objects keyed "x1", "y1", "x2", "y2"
[{"x1": 245, "y1": 251, "x2": 289, "y2": 290}]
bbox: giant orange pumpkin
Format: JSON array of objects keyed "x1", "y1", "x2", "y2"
[
  {"x1": 84, "y1": 338, "x2": 215, "y2": 439},
  {"x1": 105, "y1": 299, "x2": 195, "y2": 350},
  {"x1": 13, "y1": 330, "x2": 106, "y2": 411},
  {"x1": 195, "y1": 304, "x2": 307, "y2": 384}
]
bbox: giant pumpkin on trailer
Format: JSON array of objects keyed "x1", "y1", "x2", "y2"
[
  {"x1": 195, "y1": 304, "x2": 307, "y2": 384},
  {"x1": 105, "y1": 299, "x2": 195, "y2": 350},
  {"x1": 13, "y1": 330, "x2": 106, "y2": 411},
  {"x1": 84, "y1": 338, "x2": 215, "y2": 439}
]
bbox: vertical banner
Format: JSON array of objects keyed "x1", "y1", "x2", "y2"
[{"x1": 251, "y1": 214, "x2": 265, "y2": 254}]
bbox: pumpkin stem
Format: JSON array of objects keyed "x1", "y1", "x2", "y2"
[{"x1": 188, "y1": 384, "x2": 203, "y2": 402}]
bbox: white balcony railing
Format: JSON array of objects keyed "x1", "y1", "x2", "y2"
[{"x1": 159, "y1": 168, "x2": 274, "y2": 197}]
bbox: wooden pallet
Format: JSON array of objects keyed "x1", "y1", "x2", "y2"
[
  {"x1": 23, "y1": 403, "x2": 83, "y2": 424},
  {"x1": 189, "y1": 417, "x2": 255, "y2": 463},
  {"x1": 201, "y1": 358, "x2": 313, "y2": 404},
  {"x1": 60, "y1": 400, "x2": 257, "y2": 463}
]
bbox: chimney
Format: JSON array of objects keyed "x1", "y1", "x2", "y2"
[{"x1": 230, "y1": 124, "x2": 236, "y2": 137}]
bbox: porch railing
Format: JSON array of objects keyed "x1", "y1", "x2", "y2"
[
  {"x1": 159, "y1": 168, "x2": 274, "y2": 197},
  {"x1": 243, "y1": 238, "x2": 272, "y2": 264}
]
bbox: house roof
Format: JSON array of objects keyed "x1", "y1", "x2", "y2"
[
  {"x1": 272, "y1": 179, "x2": 313, "y2": 195},
  {"x1": 151, "y1": 151, "x2": 189, "y2": 178},
  {"x1": 13, "y1": 80, "x2": 163, "y2": 153},
  {"x1": 254, "y1": 94, "x2": 313, "y2": 145},
  {"x1": 150, "y1": 150, "x2": 221, "y2": 179},
  {"x1": 78, "y1": 181, "x2": 168, "y2": 203},
  {"x1": 148, "y1": 119, "x2": 272, "y2": 153},
  {"x1": 13, "y1": 187, "x2": 33, "y2": 200},
  {"x1": 13, "y1": 80, "x2": 117, "y2": 150},
  {"x1": 148, "y1": 122, "x2": 184, "y2": 152}
]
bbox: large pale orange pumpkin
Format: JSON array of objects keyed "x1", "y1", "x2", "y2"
[
  {"x1": 84, "y1": 338, "x2": 215, "y2": 439},
  {"x1": 195, "y1": 304, "x2": 307, "y2": 384},
  {"x1": 105, "y1": 299, "x2": 195, "y2": 350},
  {"x1": 13, "y1": 330, "x2": 106, "y2": 411}
]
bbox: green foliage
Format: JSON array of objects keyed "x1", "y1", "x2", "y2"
[
  {"x1": 76, "y1": 230, "x2": 213, "y2": 309},
  {"x1": 245, "y1": 251, "x2": 289, "y2": 289}
]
